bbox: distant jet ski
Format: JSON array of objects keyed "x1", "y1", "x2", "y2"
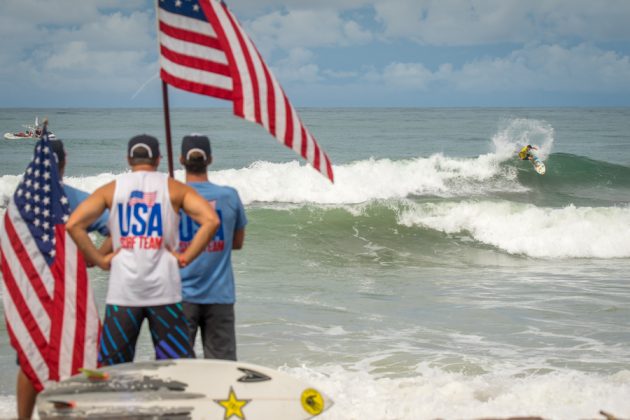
[{"x1": 3, "y1": 117, "x2": 53, "y2": 140}]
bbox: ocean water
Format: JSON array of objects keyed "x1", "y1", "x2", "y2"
[{"x1": 0, "y1": 108, "x2": 629, "y2": 419}]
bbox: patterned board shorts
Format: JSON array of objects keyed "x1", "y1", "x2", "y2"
[{"x1": 98, "y1": 303, "x2": 195, "y2": 366}]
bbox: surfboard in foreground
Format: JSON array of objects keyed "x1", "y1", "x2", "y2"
[{"x1": 37, "y1": 359, "x2": 333, "y2": 419}]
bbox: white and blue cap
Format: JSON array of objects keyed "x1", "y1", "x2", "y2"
[
  {"x1": 181, "y1": 134, "x2": 211, "y2": 161},
  {"x1": 128, "y1": 134, "x2": 160, "y2": 159}
]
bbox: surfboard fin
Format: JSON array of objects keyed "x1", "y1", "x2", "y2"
[
  {"x1": 237, "y1": 367, "x2": 271, "y2": 383},
  {"x1": 50, "y1": 400, "x2": 76, "y2": 410}
]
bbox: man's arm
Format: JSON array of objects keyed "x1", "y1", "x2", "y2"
[
  {"x1": 66, "y1": 182, "x2": 116, "y2": 270},
  {"x1": 170, "y1": 179, "x2": 219, "y2": 267},
  {"x1": 233, "y1": 229, "x2": 245, "y2": 250},
  {"x1": 232, "y1": 190, "x2": 247, "y2": 250}
]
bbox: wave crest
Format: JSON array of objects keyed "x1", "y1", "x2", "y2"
[{"x1": 399, "y1": 201, "x2": 630, "y2": 259}]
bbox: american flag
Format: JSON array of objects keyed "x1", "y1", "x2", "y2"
[
  {"x1": 128, "y1": 190, "x2": 158, "y2": 207},
  {"x1": 0, "y1": 129, "x2": 100, "y2": 391},
  {"x1": 157, "y1": 0, "x2": 335, "y2": 182}
]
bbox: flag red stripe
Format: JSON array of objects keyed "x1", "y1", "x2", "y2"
[
  {"x1": 200, "y1": 1, "x2": 244, "y2": 116},
  {"x1": 284, "y1": 95, "x2": 294, "y2": 148},
  {"x1": 4, "y1": 213, "x2": 53, "y2": 316},
  {"x1": 313, "y1": 141, "x2": 321, "y2": 172},
  {"x1": 6, "y1": 323, "x2": 45, "y2": 392},
  {"x1": 325, "y1": 155, "x2": 334, "y2": 182},
  {"x1": 260, "y1": 54, "x2": 277, "y2": 136},
  {"x1": 72, "y1": 253, "x2": 89, "y2": 373},
  {"x1": 160, "y1": 45, "x2": 231, "y2": 77},
  {"x1": 160, "y1": 69, "x2": 233, "y2": 100},
  {"x1": 47, "y1": 225, "x2": 67, "y2": 381},
  {"x1": 1, "y1": 251, "x2": 49, "y2": 359},
  {"x1": 300, "y1": 126, "x2": 308, "y2": 160},
  {"x1": 224, "y1": 8, "x2": 262, "y2": 124},
  {"x1": 159, "y1": 20, "x2": 222, "y2": 50}
]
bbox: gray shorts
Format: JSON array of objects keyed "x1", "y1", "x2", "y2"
[{"x1": 182, "y1": 302, "x2": 236, "y2": 361}]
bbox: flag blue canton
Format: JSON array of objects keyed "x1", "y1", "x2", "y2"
[
  {"x1": 159, "y1": 0, "x2": 206, "y2": 21},
  {"x1": 13, "y1": 130, "x2": 70, "y2": 265}
]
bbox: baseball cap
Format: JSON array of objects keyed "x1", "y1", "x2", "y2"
[
  {"x1": 128, "y1": 134, "x2": 160, "y2": 159},
  {"x1": 181, "y1": 134, "x2": 211, "y2": 161},
  {"x1": 49, "y1": 139, "x2": 66, "y2": 165}
]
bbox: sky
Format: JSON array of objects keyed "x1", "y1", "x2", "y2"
[{"x1": 1, "y1": 0, "x2": 630, "y2": 108}]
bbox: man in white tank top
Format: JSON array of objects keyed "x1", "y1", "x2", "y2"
[{"x1": 67, "y1": 135, "x2": 220, "y2": 365}]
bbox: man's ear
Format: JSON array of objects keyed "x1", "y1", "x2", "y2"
[
  {"x1": 179, "y1": 156, "x2": 186, "y2": 166},
  {"x1": 208, "y1": 156, "x2": 213, "y2": 166}
]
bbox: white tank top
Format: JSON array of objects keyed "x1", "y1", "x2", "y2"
[{"x1": 107, "y1": 171, "x2": 181, "y2": 306}]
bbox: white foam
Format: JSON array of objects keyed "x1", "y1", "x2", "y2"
[
  {"x1": 0, "y1": 175, "x2": 21, "y2": 209},
  {"x1": 0, "y1": 173, "x2": 119, "y2": 210},
  {"x1": 0, "y1": 395, "x2": 15, "y2": 419},
  {"x1": 399, "y1": 200, "x2": 630, "y2": 259},
  {"x1": 493, "y1": 117, "x2": 555, "y2": 160},
  {"x1": 0, "y1": 117, "x2": 559, "y2": 207},
  {"x1": 285, "y1": 364, "x2": 630, "y2": 420},
  {"x1": 0, "y1": 117, "x2": 557, "y2": 208},
  {"x1": 0, "y1": 153, "x2": 520, "y2": 207},
  {"x1": 62, "y1": 173, "x2": 119, "y2": 194},
  {"x1": 193, "y1": 152, "x2": 525, "y2": 205}
]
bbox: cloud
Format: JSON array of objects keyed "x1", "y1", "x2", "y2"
[
  {"x1": 0, "y1": 3, "x2": 157, "y2": 104},
  {"x1": 373, "y1": 0, "x2": 630, "y2": 45},
  {"x1": 42, "y1": 41, "x2": 152, "y2": 87},
  {"x1": 247, "y1": 8, "x2": 372, "y2": 54},
  {"x1": 1, "y1": 0, "x2": 629, "y2": 107},
  {"x1": 463, "y1": 44, "x2": 630, "y2": 92},
  {"x1": 0, "y1": 0, "x2": 148, "y2": 26},
  {"x1": 365, "y1": 44, "x2": 630, "y2": 94},
  {"x1": 378, "y1": 63, "x2": 435, "y2": 90},
  {"x1": 322, "y1": 69, "x2": 360, "y2": 79},
  {"x1": 271, "y1": 48, "x2": 322, "y2": 83},
  {"x1": 227, "y1": 0, "x2": 373, "y2": 17},
  {"x1": 57, "y1": 11, "x2": 155, "y2": 50}
]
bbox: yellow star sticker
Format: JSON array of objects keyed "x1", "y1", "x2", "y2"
[{"x1": 215, "y1": 387, "x2": 250, "y2": 420}]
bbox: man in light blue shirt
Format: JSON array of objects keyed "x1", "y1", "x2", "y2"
[
  {"x1": 178, "y1": 134, "x2": 247, "y2": 360},
  {"x1": 51, "y1": 139, "x2": 109, "y2": 236}
]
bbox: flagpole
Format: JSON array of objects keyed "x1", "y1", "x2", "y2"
[{"x1": 161, "y1": 80, "x2": 175, "y2": 178}]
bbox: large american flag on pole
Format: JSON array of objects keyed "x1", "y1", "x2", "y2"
[
  {"x1": 157, "y1": 0, "x2": 335, "y2": 182},
  {"x1": 0, "y1": 128, "x2": 100, "y2": 391}
]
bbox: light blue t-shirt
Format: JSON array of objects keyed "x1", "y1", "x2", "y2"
[
  {"x1": 179, "y1": 182, "x2": 247, "y2": 304},
  {"x1": 64, "y1": 184, "x2": 110, "y2": 236}
]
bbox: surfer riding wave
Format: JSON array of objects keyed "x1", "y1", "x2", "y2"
[
  {"x1": 518, "y1": 144, "x2": 546, "y2": 175},
  {"x1": 518, "y1": 144, "x2": 538, "y2": 162}
]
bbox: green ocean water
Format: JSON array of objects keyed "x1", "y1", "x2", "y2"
[{"x1": 1, "y1": 108, "x2": 630, "y2": 418}]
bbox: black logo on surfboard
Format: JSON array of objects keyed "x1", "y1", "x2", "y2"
[{"x1": 237, "y1": 368, "x2": 271, "y2": 383}]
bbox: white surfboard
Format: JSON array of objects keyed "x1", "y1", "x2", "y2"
[
  {"x1": 37, "y1": 359, "x2": 333, "y2": 419},
  {"x1": 532, "y1": 156, "x2": 546, "y2": 175}
]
